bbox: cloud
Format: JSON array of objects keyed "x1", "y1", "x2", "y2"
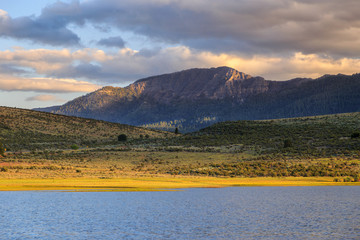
[
  {"x1": 1, "y1": 46, "x2": 360, "y2": 86},
  {"x1": 0, "y1": 47, "x2": 112, "y2": 81},
  {"x1": 97, "y1": 36, "x2": 125, "y2": 48},
  {"x1": 26, "y1": 94, "x2": 65, "y2": 102},
  {"x1": 0, "y1": 63, "x2": 29, "y2": 75},
  {"x1": 0, "y1": 8, "x2": 80, "y2": 46},
  {"x1": 20, "y1": 0, "x2": 360, "y2": 57},
  {"x1": 0, "y1": 74, "x2": 101, "y2": 93},
  {"x1": 2, "y1": 1, "x2": 360, "y2": 108},
  {"x1": 94, "y1": 47, "x2": 360, "y2": 80},
  {"x1": 2, "y1": 0, "x2": 360, "y2": 57}
]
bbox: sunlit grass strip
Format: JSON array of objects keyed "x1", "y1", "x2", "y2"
[{"x1": 0, "y1": 177, "x2": 359, "y2": 191}]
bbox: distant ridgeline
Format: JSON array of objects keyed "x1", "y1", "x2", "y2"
[{"x1": 36, "y1": 67, "x2": 360, "y2": 132}]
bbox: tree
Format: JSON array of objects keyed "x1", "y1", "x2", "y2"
[
  {"x1": 118, "y1": 134, "x2": 127, "y2": 142},
  {"x1": 0, "y1": 142, "x2": 5, "y2": 157},
  {"x1": 351, "y1": 132, "x2": 360, "y2": 139},
  {"x1": 175, "y1": 127, "x2": 179, "y2": 134},
  {"x1": 71, "y1": 144, "x2": 79, "y2": 150},
  {"x1": 283, "y1": 139, "x2": 292, "y2": 148}
]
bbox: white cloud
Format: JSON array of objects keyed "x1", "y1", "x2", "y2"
[
  {"x1": 1, "y1": 46, "x2": 360, "y2": 88},
  {"x1": 0, "y1": 9, "x2": 9, "y2": 20},
  {"x1": 0, "y1": 74, "x2": 101, "y2": 92},
  {"x1": 91, "y1": 46, "x2": 360, "y2": 80}
]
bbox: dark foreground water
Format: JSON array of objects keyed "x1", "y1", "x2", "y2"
[{"x1": 0, "y1": 186, "x2": 359, "y2": 240}]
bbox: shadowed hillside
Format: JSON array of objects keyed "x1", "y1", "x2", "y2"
[{"x1": 0, "y1": 106, "x2": 172, "y2": 151}]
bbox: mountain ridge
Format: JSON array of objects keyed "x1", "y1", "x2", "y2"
[{"x1": 36, "y1": 67, "x2": 360, "y2": 132}]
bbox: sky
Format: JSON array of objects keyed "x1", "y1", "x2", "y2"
[{"x1": 1, "y1": 0, "x2": 360, "y2": 109}]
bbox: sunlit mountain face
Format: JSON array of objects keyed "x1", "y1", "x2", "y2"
[{"x1": 36, "y1": 67, "x2": 360, "y2": 132}]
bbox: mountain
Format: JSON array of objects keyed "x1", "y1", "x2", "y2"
[
  {"x1": 36, "y1": 67, "x2": 360, "y2": 132},
  {"x1": 0, "y1": 106, "x2": 171, "y2": 151}
]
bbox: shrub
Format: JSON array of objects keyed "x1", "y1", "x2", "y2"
[
  {"x1": 283, "y1": 139, "x2": 292, "y2": 148},
  {"x1": 351, "y1": 132, "x2": 360, "y2": 139},
  {"x1": 344, "y1": 177, "x2": 353, "y2": 182},
  {"x1": 0, "y1": 142, "x2": 4, "y2": 157},
  {"x1": 353, "y1": 175, "x2": 360, "y2": 182},
  {"x1": 71, "y1": 144, "x2": 79, "y2": 150},
  {"x1": 118, "y1": 134, "x2": 127, "y2": 142}
]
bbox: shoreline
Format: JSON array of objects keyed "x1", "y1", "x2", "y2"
[{"x1": 0, "y1": 176, "x2": 359, "y2": 191}]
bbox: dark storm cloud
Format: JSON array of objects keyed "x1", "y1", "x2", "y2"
[
  {"x1": 48, "y1": 62, "x2": 122, "y2": 83},
  {"x1": 2, "y1": 0, "x2": 360, "y2": 56},
  {"x1": 67, "y1": 0, "x2": 360, "y2": 57},
  {"x1": 97, "y1": 36, "x2": 125, "y2": 48},
  {"x1": 0, "y1": 7, "x2": 80, "y2": 46}
]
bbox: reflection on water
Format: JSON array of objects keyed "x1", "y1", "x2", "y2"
[{"x1": 0, "y1": 186, "x2": 359, "y2": 239}]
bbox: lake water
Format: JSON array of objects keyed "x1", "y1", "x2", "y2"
[{"x1": 0, "y1": 186, "x2": 359, "y2": 239}]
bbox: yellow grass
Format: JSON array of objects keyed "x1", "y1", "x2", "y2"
[
  {"x1": 1, "y1": 150, "x2": 359, "y2": 191},
  {"x1": 0, "y1": 176, "x2": 359, "y2": 191}
]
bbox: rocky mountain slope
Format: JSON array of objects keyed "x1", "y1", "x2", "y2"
[{"x1": 36, "y1": 67, "x2": 360, "y2": 132}]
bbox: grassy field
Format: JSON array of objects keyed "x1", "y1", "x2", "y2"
[
  {"x1": 1, "y1": 147, "x2": 359, "y2": 191},
  {"x1": 0, "y1": 176, "x2": 359, "y2": 191},
  {"x1": 2, "y1": 148, "x2": 359, "y2": 178},
  {"x1": 0, "y1": 107, "x2": 359, "y2": 190}
]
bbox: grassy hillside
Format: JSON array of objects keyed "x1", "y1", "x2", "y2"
[
  {"x1": 0, "y1": 107, "x2": 359, "y2": 181},
  {"x1": 0, "y1": 106, "x2": 172, "y2": 151},
  {"x1": 173, "y1": 112, "x2": 360, "y2": 157}
]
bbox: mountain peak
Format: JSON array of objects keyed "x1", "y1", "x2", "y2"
[
  {"x1": 36, "y1": 67, "x2": 360, "y2": 132},
  {"x1": 130, "y1": 66, "x2": 253, "y2": 100},
  {"x1": 135, "y1": 66, "x2": 251, "y2": 84}
]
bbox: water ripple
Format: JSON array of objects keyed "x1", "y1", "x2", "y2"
[{"x1": 0, "y1": 186, "x2": 359, "y2": 239}]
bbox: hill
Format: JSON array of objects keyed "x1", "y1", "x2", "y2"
[
  {"x1": 0, "y1": 109, "x2": 359, "y2": 180},
  {"x1": 0, "y1": 106, "x2": 171, "y2": 151},
  {"x1": 175, "y1": 112, "x2": 360, "y2": 158},
  {"x1": 36, "y1": 67, "x2": 360, "y2": 132}
]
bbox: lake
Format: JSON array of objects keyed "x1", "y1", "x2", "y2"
[{"x1": 0, "y1": 186, "x2": 359, "y2": 239}]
